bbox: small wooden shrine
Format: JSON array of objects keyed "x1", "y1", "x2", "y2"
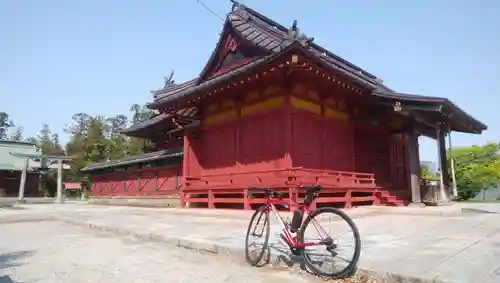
[{"x1": 82, "y1": 2, "x2": 486, "y2": 209}]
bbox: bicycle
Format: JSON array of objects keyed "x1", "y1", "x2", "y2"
[{"x1": 244, "y1": 185, "x2": 361, "y2": 279}]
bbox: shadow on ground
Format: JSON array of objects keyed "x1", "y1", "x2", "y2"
[
  {"x1": 0, "y1": 250, "x2": 36, "y2": 283},
  {"x1": 252, "y1": 238, "x2": 357, "y2": 279}
]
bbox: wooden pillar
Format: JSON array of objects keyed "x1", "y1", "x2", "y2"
[
  {"x1": 17, "y1": 158, "x2": 29, "y2": 203},
  {"x1": 123, "y1": 170, "x2": 127, "y2": 192},
  {"x1": 137, "y1": 172, "x2": 141, "y2": 193},
  {"x1": 235, "y1": 97, "x2": 241, "y2": 171},
  {"x1": 208, "y1": 189, "x2": 214, "y2": 209},
  {"x1": 345, "y1": 190, "x2": 352, "y2": 208},
  {"x1": 243, "y1": 188, "x2": 251, "y2": 210},
  {"x1": 447, "y1": 125, "x2": 458, "y2": 197},
  {"x1": 181, "y1": 134, "x2": 189, "y2": 208},
  {"x1": 407, "y1": 121, "x2": 422, "y2": 203},
  {"x1": 436, "y1": 124, "x2": 449, "y2": 203},
  {"x1": 180, "y1": 190, "x2": 187, "y2": 208},
  {"x1": 283, "y1": 84, "x2": 293, "y2": 168},
  {"x1": 438, "y1": 124, "x2": 450, "y2": 187},
  {"x1": 288, "y1": 187, "x2": 297, "y2": 212},
  {"x1": 55, "y1": 160, "x2": 64, "y2": 203}
]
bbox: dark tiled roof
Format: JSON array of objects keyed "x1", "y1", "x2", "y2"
[
  {"x1": 145, "y1": 2, "x2": 484, "y2": 134},
  {"x1": 372, "y1": 91, "x2": 487, "y2": 132},
  {"x1": 81, "y1": 147, "x2": 183, "y2": 172},
  {"x1": 150, "y1": 54, "x2": 277, "y2": 106},
  {"x1": 229, "y1": 4, "x2": 383, "y2": 88},
  {"x1": 153, "y1": 78, "x2": 198, "y2": 102},
  {"x1": 120, "y1": 107, "x2": 198, "y2": 136},
  {"x1": 149, "y1": 3, "x2": 392, "y2": 108},
  {"x1": 120, "y1": 113, "x2": 172, "y2": 135}
]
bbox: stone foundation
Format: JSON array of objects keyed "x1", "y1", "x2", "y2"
[{"x1": 88, "y1": 196, "x2": 180, "y2": 208}]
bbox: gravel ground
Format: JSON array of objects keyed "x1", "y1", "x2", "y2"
[{"x1": 0, "y1": 221, "x2": 374, "y2": 283}]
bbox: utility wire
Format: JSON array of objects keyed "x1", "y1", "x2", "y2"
[{"x1": 195, "y1": 0, "x2": 225, "y2": 22}]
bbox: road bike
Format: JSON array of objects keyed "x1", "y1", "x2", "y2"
[{"x1": 244, "y1": 185, "x2": 361, "y2": 279}]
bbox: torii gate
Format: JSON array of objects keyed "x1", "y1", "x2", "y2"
[{"x1": 9, "y1": 152, "x2": 73, "y2": 203}]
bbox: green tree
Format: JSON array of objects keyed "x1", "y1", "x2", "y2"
[
  {"x1": 51, "y1": 133, "x2": 65, "y2": 155},
  {"x1": 129, "y1": 104, "x2": 152, "y2": 124},
  {"x1": 0, "y1": 112, "x2": 14, "y2": 140},
  {"x1": 420, "y1": 163, "x2": 438, "y2": 180},
  {"x1": 450, "y1": 142, "x2": 500, "y2": 200},
  {"x1": 25, "y1": 136, "x2": 38, "y2": 145},
  {"x1": 106, "y1": 115, "x2": 129, "y2": 160},
  {"x1": 9, "y1": 126, "x2": 24, "y2": 141},
  {"x1": 37, "y1": 124, "x2": 55, "y2": 154},
  {"x1": 85, "y1": 116, "x2": 110, "y2": 163},
  {"x1": 127, "y1": 104, "x2": 152, "y2": 155}
]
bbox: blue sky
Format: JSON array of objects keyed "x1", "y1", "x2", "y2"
[{"x1": 1, "y1": 0, "x2": 499, "y2": 162}]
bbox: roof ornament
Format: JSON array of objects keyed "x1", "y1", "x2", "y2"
[
  {"x1": 149, "y1": 70, "x2": 176, "y2": 94},
  {"x1": 164, "y1": 71, "x2": 175, "y2": 88},
  {"x1": 230, "y1": 0, "x2": 249, "y2": 21},
  {"x1": 281, "y1": 20, "x2": 314, "y2": 48}
]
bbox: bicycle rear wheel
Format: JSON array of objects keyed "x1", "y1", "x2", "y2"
[
  {"x1": 299, "y1": 207, "x2": 361, "y2": 279},
  {"x1": 244, "y1": 205, "x2": 270, "y2": 266}
]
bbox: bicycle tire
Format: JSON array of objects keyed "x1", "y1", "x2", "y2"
[
  {"x1": 244, "y1": 205, "x2": 270, "y2": 266},
  {"x1": 299, "y1": 207, "x2": 361, "y2": 279}
]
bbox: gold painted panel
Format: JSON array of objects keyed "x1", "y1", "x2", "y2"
[
  {"x1": 244, "y1": 91, "x2": 259, "y2": 102},
  {"x1": 241, "y1": 96, "x2": 284, "y2": 116},
  {"x1": 307, "y1": 90, "x2": 320, "y2": 101},
  {"x1": 203, "y1": 110, "x2": 237, "y2": 126},
  {"x1": 290, "y1": 96, "x2": 321, "y2": 115},
  {"x1": 263, "y1": 85, "x2": 283, "y2": 97},
  {"x1": 221, "y1": 100, "x2": 235, "y2": 109},
  {"x1": 292, "y1": 83, "x2": 306, "y2": 96},
  {"x1": 206, "y1": 103, "x2": 219, "y2": 113},
  {"x1": 324, "y1": 107, "x2": 349, "y2": 121}
]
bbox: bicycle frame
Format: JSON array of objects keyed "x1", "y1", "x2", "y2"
[{"x1": 265, "y1": 195, "x2": 331, "y2": 249}]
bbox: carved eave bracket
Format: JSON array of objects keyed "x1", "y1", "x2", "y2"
[
  {"x1": 393, "y1": 101, "x2": 403, "y2": 112},
  {"x1": 281, "y1": 20, "x2": 314, "y2": 48}
]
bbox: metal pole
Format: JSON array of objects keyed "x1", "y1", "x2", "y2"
[
  {"x1": 55, "y1": 160, "x2": 64, "y2": 203},
  {"x1": 447, "y1": 125, "x2": 458, "y2": 197},
  {"x1": 497, "y1": 182, "x2": 500, "y2": 200},
  {"x1": 17, "y1": 158, "x2": 29, "y2": 203}
]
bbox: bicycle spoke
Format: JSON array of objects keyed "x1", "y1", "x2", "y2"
[
  {"x1": 244, "y1": 206, "x2": 270, "y2": 266},
  {"x1": 299, "y1": 207, "x2": 361, "y2": 279}
]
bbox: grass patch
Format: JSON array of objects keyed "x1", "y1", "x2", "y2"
[{"x1": 459, "y1": 200, "x2": 500, "y2": 203}]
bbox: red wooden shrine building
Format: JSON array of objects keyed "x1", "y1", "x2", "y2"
[{"x1": 82, "y1": 2, "x2": 486, "y2": 209}]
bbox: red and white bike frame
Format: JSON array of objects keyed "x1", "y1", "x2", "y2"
[{"x1": 265, "y1": 195, "x2": 332, "y2": 248}]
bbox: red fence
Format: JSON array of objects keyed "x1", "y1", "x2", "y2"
[
  {"x1": 90, "y1": 165, "x2": 181, "y2": 197},
  {"x1": 182, "y1": 167, "x2": 405, "y2": 209}
]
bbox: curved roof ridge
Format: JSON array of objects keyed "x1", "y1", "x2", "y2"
[
  {"x1": 230, "y1": 3, "x2": 384, "y2": 87},
  {"x1": 153, "y1": 77, "x2": 198, "y2": 100}
]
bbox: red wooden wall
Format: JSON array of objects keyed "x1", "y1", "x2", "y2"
[
  {"x1": 90, "y1": 165, "x2": 181, "y2": 197},
  {"x1": 183, "y1": 81, "x2": 412, "y2": 193},
  {"x1": 0, "y1": 171, "x2": 39, "y2": 197},
  {"x1": 184, "y1": 86, "x2": 288, "y2": 179}
]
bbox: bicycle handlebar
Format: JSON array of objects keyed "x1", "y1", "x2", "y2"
[
  {"x1": 248, "y1": 186, "x2": 286, "y2": 198},
  {"x1": 248, "y1": 185, "x2": 323, "y2": 199}
]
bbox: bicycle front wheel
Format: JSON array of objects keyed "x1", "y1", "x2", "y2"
[
  {"x1": 299, "y1": 207, "x2": 361, "y2": 279},
  {"x1": 244, "y1": 205, "x2": 270, "y2": 266}
]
